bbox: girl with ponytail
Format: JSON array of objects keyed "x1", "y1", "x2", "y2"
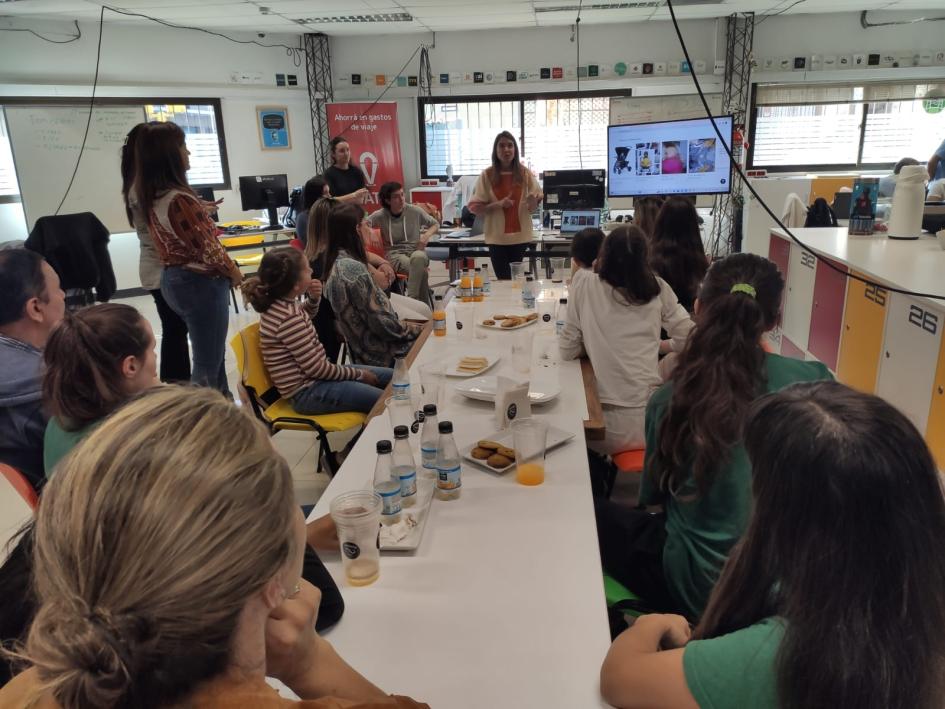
[
  {"x1": 595, "y1": 253, "x2": 831, "y2": 620},
  {"x1": 242, "y1": 247, "x2": 391, "y2": 414}
]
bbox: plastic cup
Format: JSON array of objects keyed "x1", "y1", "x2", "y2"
[
  {"x1": 472, "y1": 302, "x2": 488, "y2": 339},
  {"x1": 419, "y1": 361, "x2": 445, "y2": 411},
  {"x1": 511, "y1": 330, "x2": 534, "y2": 375},
  {"x1": 512, "y1": 418, "x2": 548, "y2": 486},
  {"x1": 385, "y1": 396, "x2": 414, "y2": 433},
  {"x1": 510, "y1": 261, "x2": 525, "y2": 288},
  {"x1": 550, "y1": 257, "x2": 567, "y2": 282},
  {"x1": 454, "y1": 302, "x2": 474, "y2": 342},
  {"x1": 329, "y1": 490, "x2": 382, "y2": 586},
  {"x1": 536, "y1": 298, "x2": 556, "y2": 330}
]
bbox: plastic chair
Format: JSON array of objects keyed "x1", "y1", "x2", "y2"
[
  {"x1": 230, "y1": 323, "x2": 366, "y2": 476},
  {"x1": 0, "y1": 464, "x2": 38, "y2": 510},
  {"x1": 220, "y1": 233, "x2": 266, "y2": 313},
  {"x1": 1, "y1": 464, "x2": 37, "y2": 565}
]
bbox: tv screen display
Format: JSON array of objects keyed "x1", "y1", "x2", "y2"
[{"x1": 607, "y1": 115, "x2": 733, "y2": 197}]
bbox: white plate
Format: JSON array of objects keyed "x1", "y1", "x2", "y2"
[
  {"x1": 454, "y1": 376, "x2": 561, "y2": 405},
  {"x1": 444, "y1": 351, "x2": 500, "y2": 378},
  {"x1": 379, "y1": 481, "x2": 435, "y2": 551},
  {"x1": 478, "y1": 314, "x2": 537, "y2": 330},
  {"x1": 461, "y1": 424, "x2": 577, "y2": 475}
]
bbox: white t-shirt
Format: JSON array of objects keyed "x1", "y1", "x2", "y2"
[{"x1": 928, "y1": 178, "x2": 945, "y2": 202}]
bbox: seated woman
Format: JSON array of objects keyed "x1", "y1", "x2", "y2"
[
  {"x1": 600, "y1": 380, "x2": 945, "y2": 708},
  {"x1": 0, "y1": 386, "x2": 426, "y2": 708},
  {"x1": 559, "y1": 225, "x2": 693, "y2": 456},
  {"x1": 303, "y1": 197, "x2": 343, "y2": 363},
  {"x1": 243, "y1": 247, "x2": 392, "y2": 414},
  {"x1": 295, "y1": 176, "x2": 330, "y2": 245},
  {"x1": 322, "y1": 203, "x2": 421, "y2": 367},
  {"x1": 649, "y1": 197, "x2": 710, "y2": 312},
  {"x1": 569, "y1": 227, "x2": 605, "y2": 272},
  {"x1": 595, "y1": 253, "x2": 831, "y2": 620}
]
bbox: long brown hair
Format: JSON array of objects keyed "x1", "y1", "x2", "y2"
[
  {"x1": 134, "y1": 122, "x2": 193, "y2": 218},
  {"x1": 304, "y1": 196, "x2": 339, "y2": 264},
  {"x1": 120, "y1": 122, "x2": 158, "y2": 227},
  {"x1": 43, "y1": 303, "x2": 152, "y2": 431},
  {"x1": 649, "y1": 197, "x2": 708, "y2": 311},
  {"x1": 595, "y1": 225, "x2": 660, "y2": 305},
  {"x1": 488, "y1": 130, "x2": 524, "y2": 186},
  {"x1": 21, "y1": 386, "x2": 296, "y2": 709},
  {"x1": 241, "y1": 247, "x2": 305, "y2": 313},
  {"x1": 632, "y1": 195, "x2": 664, "y2": 238},
  {"x1": 697, "y1": 381, "x2": 945, "y2": 708},
  {"x1": 320, "y1": 202, "x2": 369, "y2": 279},
  {"x1": 651, "y1": 253, "x2": 783, "y2": 496}
]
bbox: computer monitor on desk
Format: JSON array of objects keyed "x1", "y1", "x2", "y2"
[
  {"x1": 542, "y1": 169, "x2": 606, "y2": 211},
  {"x1": 239, "y1": 174, "x2": 289, "y2": 230}
]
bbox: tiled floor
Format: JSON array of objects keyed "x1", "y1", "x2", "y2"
[{"x1": 116, "y1": 259, "x2": 453, "y2": 507}]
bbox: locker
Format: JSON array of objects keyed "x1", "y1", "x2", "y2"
[
  {"x1": 807, "y1": 258, "x2": 847, "y2": 372},
  {"x1": 836, "y1": 272, "x2": 888, "y2": 394},
  {"x1": 781, "y1": 243, "x2": 817, "y2": 354}
]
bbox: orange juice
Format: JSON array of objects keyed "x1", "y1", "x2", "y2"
[
  {"x1": 345, "y1": 558, "x2": 380, "y2": 586},
  {"x1": 516, "y1": 461, "x2": 545, "y2": 486},
  {"x1": 460, "y1": 269, "x2": 472, "y2": 302}
]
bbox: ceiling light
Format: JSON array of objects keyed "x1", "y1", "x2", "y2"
[
  {"x1": 295, "y1": 13, "x2": 413, "y2": 24},
  {"x1": 535, "y1": 0, "x2": 721, "y2": 10}
]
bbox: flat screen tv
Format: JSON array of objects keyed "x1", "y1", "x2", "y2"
[{"x1": 607, "y1": 115, "x2": 733, "y2": 197}]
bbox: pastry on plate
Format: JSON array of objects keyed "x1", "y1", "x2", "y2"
[
  {"x1": 497, "y1": 446, "x2": 516, "y2": 459},
  {"x1": 500, "y1": 318, "x2": 523, "y2": 328},
  {"x1": 525, "y1": 313, "x2": 538, "y2": 322},
  {"x1": 457, "y1": 356, "x2": 489, "y2": 373},
  {"x1": 477, "y1": 440, "x2": 501, "y2": 451},
  {"x1": 482, "y1": 319, "x2": 496, "y2": 326},
  {"x1": 487, "y1": 453, "x2": 513, "y2": 468},
  {"x1": 471, "y1": 447, "x2": 492, "y2": 459}
]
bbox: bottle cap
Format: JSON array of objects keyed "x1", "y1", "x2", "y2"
[
  {"x1": 438, "y1": 421, "x2": 453, "y2": 434},
  {"x1": 393, "y1": 425, "x2": 409, "y2": 439},
  {"x1": 474, "y1": 267, "x2": 480, "y2": 272},
  {"x1": 559, "y1": 297, "x2": 567, "y2": 304},
  {"x1": 423, "y1": 404, "x2": 438, "y2": 416},
  {"x1": 526, "y1": 276, "x2": 534, "y2": 281},
  {"x1": 376, "y1": 440, "x2": 392, "y2": 454},
  {"x1": 435, "y1": 294, "x2": 443, "y2": 301}
]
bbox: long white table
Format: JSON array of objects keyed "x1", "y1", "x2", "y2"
[{"x1": 307, "y1": 281, "x2": 611, "y2": 708}]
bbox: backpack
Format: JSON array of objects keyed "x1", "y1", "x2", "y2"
[
  {"x1": 804, "y1": 197, "x2": 838, "y2": 228},
  {"x1": 284, "y1": 186, "x2": 303, "y2": 228}
]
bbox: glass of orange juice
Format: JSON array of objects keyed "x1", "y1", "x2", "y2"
[{"x1": 512, "y1": 418, "x2": 548, "y2": 486}]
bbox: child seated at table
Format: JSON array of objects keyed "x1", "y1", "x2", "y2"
[
  {"x1": 559, "y1": 225, "x2": 693, "y2": 456},
  {"x1": 569, "y1": 227, "x2": 605, "y2": 273},
  {"x1": 243, "y1": 247, "x2": 392, "y2": 414},
  {"x1": 594, "y1": 253, "x2": 831, "y2": 620},
  {"x1": 599, "y1": 381, "x2": 945, "y2": 709}
]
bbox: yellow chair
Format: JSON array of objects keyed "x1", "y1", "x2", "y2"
[
  {"x1": 220, "y1": 234, "x2": 266, "y2": 313},
  {"x1": 230, "y1": 323, "x2": 366, "y2": 475}
]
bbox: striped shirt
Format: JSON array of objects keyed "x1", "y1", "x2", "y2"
[
  {"x1": 260, "y1": 297, "x2": 361, "y2": 398},
  {"x1": 148, "y1": 188, "x2": 235, "y2": 278}
]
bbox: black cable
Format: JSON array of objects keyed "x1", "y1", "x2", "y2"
[
  {"x1": 755, "y1": 0, "x2": 807, "y2": 26},
  {"x1": 418, "y1": 46, "x2": 433, "y2": 97},
  {"x1": 0, "y1": 19, "x2": 81, "y2": 43},
  {"x1": 575, "y1": 2, "x2": 583, "y2": 169},
  {"x1": 664, "y1": 0, "x2": 944, "y2": 302},
  {"x1": 53, "y1": 7, "x2": 104, "y2": 216}
]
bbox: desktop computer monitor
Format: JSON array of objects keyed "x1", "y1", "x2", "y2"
[
  {"x1": 542, "y1": 169, "x2": 606, "y2": 210},
  {"x1": 239, "y1": 174, "x2": 290, "y2": 230}
]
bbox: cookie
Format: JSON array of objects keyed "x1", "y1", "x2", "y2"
[
  {"x1": 487, "y1": 453, "x2": 513, "y2": 468},
  {"x1": 498, "y1": 446, "x2": 516, "y2": 459},
  {"x1": 471, "y1": 447, "x2": 492, "y2": 460},
  {"x1": 477, "y1": 440, "x2": 501, "y2": 451},
  {"x1": 525, "y1": 313, "x2": 538, "y2": 322},
  {"x1": 482, "y1": 319, "x2": 496, "y2": 326},
  {"x1": 493, "y1": 314, "x2": 509, "y2": 320},
  {"x1": 501, "y1": 318, "x2": 522, "y2": 328}
]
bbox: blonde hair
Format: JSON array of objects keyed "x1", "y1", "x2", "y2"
[
  {"x1": 303, "y1": 196, "x2": 339, "y2": 264},
  {"x1": 21, "y1": 386, "x2": 296, "y2": 709}
]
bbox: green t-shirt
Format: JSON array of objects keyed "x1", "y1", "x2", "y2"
[
  {"x1": 43, "y1": 417, "x2": 97, "y2": 477},
  {"x1": 640, "y1": 353, "x2": 832, "y2": 618},
  {"x1": 684, "y1": 617, "x2": 784, "y2": 708}
]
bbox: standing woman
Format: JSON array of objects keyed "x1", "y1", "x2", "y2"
[
  {"x1": 468, "y1": 131, "x2": 542, "y2": 280},
  {"x1": 135, "y1": 121, "x2": 242, "y2": 394},
  {"x1": 649, "y1": 197, "x2": 710, "y2": 312},
  {"x1": 323, "y1": 136, "x2": 370, "y2": 205},
  {"x1": 120, "y1": 122, "x2": 190, "y2": 382}
]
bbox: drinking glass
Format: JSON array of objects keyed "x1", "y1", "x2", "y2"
[
  {"x1": 330, "y1": 490, "x2": 383, "y2": 586},
  {"x1": 512, "y1": 418, "x2": 548, "y2": 486}
]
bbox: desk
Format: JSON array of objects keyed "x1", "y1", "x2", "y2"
[{"x1": 307, "y1": 281, "x2": 610, "y2": 709}]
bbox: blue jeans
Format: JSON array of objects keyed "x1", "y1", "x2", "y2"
[
  {"x1": 161, "y1": 266, "x2": 231, "y2": 395},
  {"x1": 292, "y1": 366, "x2": 392, "y2": 415}
]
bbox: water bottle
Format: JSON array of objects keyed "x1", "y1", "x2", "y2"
[
  {"x1": 420, "y1": 404, "x2": 439, "y2": 479},
  {"x1": 435, "y1": 421, "x2": 462, "y2": 501},
  {"x1": 481, "y1": 264, "x2": 491, "y2": 294},
  {"x1": 392, "y1": 425, "x2": 417, "y2": 508},
  {"x1": 522, "y1": 276, "x2": 536, "y2": 310},
  {"x1": 372, "y1": 440, "x2": 401, "y2": 523},
  {"x1": 392, "y1": 357, "x2": 410, "y2": 401},
  {"x1": 555, "y1": 297, "x2": 568, "y2": 335},
  {"x1": 473, "y1": 268, "x2": 483, "y2": 302}
]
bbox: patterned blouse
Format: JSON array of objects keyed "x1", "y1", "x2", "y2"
[{"x1": 148, "y1": 188, "x2": 235, "y2": 278}]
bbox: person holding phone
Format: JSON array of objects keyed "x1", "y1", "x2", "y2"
[{"x1": 323, "y1": 136, "x2": 371, "y2": 206}]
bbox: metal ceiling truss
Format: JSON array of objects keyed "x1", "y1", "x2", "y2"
[{"x1": 304, "y1": 33, "x2": 333, "y2": 172}]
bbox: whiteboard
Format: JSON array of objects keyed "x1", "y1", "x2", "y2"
[
  {"x1": 609, "y1": 94, "x2": 724, "y2": 126},
  {"x1": 5, "y1": 105, "x2": 145, "y2": 233}
]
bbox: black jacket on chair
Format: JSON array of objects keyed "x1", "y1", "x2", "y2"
[{"x1": 25, "y1": 212, "x2": 117, "y2": 302}]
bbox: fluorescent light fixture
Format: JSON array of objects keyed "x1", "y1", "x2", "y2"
[
  {"x1": 295, "y1": 13, "x2": 413, "y2": 24},
  {"x1": 535, "y1": 0, "x2": 720, "y2": 10}
]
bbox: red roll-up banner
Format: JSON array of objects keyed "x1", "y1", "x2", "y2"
[{"x1": 326, "y1": 102, "x2": 404, "y2": 213}]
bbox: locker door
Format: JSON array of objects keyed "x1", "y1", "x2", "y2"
[
  {"x1": 766, "y1": 234, "x2": 791, "y2": 353},
  {"x1": 807, "y1": 259, "x2": 848, "y2": 372},
  {"x1": 836, "y1": 273, "x2": 888, "y2": 394},
  {"x1": 781, "y1": 244, "x2": 817, "y2": 354},
  {"x1": 925, "y1": 327, "x2": 945, "y2": 471}
]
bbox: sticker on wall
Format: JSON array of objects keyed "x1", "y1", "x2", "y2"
[
  {"x1": 936, "y1": 51, "x2": 945, "y2": 64},
  {"x1": 793, "y1": 57, "x2": 806, "y2": 70},
  {"x1": 396, "y1": 76, "x2": 407, "y2": 87},
  {"x1": 473, "y1": 71, "x2": 484, "y2": 83},
  {"x1": 629, "y1": 63, "x2": 642, "y2": 75},
  {"x1": 642, "y1": 62, "x2": 653, "y2": 75},
  {"x1": 919, "y1": 52, "x2": 933, "y2": 66},
  {"x1": 668, "y1": 61, "x2": 681, "y2": 74},
  {"x1": 439, "y1": 73, "x2": 450, "y2": 84},
  {"x1": 713, "y1": 59, "x2": 725, "y2": 74},
  {"x1": 506, "y1": 70, "x2": 517, "y2": 82},
  {"x1": 588, "y1": 64, "x2": 599, "y2": 77},
  {"x1": 895, "y1": 53, "x2": 915, "y2": 67},
  {"x1": 852, "y1": 54, "x2": 866, "y2": 67},
  {"x1": 485, "y1": 71, "x2": 495, "y2": 83},
  {"x1": 653, "y1": 62, "x2": 666, "y2": 75},
  {"x1": 880, "y1": 53, "x2": 896, "y2": 66},
  {"x1": 838, "y1": 55, "x2": 852, "y2": 68},
  {"x1": 822, "y1": 55, "x2": 836, "y2": 69},
  {"x1": 565, "y1": 67, "x2": 577, "y2": 79},
  {"x1": 613, "y1": 62, "x2": 627, "y2": 76},
  {"x1": 778, "y1": 57, "x2": 791, "y2": 70},
  {"x1": 540, "y1": 67, "x2": 552, "y2": 79},
  {"x1": 809, "y1": 55, "x2": 822, "y2": 70},
  {"x1": 552, "y1": 67, "x2": 564, "y2": 79},
  {"x1": 761, "y1": 57, "x2": 775, "y2": 70},
  {"x1": 519, "y1": 70, "x2": 531, "y2": 81},
  {"x1": 867, "y1": 53, "x2": 881, "y2": 66},
  {"x1": 351, "y1": 73, "x2": 362, "y2": 85},
  {"x1": 577, "y1": 66, "x2": 588, "y2": 78},
  {"x1": 463, "y1": 71, "x2": 475, "y2": 83},
  {"x1": 680, "y1": 60, "x2": 691, "y2": 73},
  {"x1": 275, "y1": 73, "x2": 286, "y2": 86},
  {"x1": 375, "y1": 74, "x2": 386, "y2": 86},
  {"x1": 408, "y1": 76, "x2": 418, "y2": 86},
  {"x1": 450, "y1": 72, "x2": 463, "y2": 84},
  {"x1": 693, "y1": 60, "x2": 707, "y2": 73}
]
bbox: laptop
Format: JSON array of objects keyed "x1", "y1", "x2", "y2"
[{"x1": 560, "y1": 209, "x2": 600, "y2": 234}]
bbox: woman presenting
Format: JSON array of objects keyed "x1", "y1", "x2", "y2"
[
  {"x1": 468, "y1": 131, "x2": 542, "y2": 279},
  {"x1": 323, "y1": 136, "x2": 371, "y2": 205}
]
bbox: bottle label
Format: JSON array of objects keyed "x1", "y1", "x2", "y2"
[
  {"x1": 473, "y1": 285, "x2": 482, "y2": 299},
  {"x1": 375, "y1": 484, "x2": 402, "y2": 516},
  {"x1": 399, "y1": 470, "x2": 417, "y2": 497},
  {"x1": 555, "y1": 319, "x2": 565, "y2": 335},
  {"x1": 483, "y1": 279, "x2": 491, "y2": 294},
  {"x1": 433, "y1": 318, "x2": 446, "y2": 334},
  {"x1": 421, "y1": 446, "x2": 438, "y2": 468},
  {"x1": 522, "y1": 295, "x2": 535, "y2": 309},
  {"x1": 392, "y1": 382, "x2": 410, "y2": 401},
  {"x1": 437, "y1": 464, "x2": 462, "y2": 490}
]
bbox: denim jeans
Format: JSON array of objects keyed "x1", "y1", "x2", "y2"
[
  {"x1": 161, "y1": 266, "x2": 231, "y2": 395},
  {"x1": 292, "y1": 366, "x2": 393, "y2": 415}
]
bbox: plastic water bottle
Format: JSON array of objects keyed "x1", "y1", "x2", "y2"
[
  {"x1": 373, "y1": 440, "x2": 401, "y2": 524},
  {"x1": 420, "y1": 404, "x2": 439, "y2": 479},
  {"x1": 473, "y1": 268, "x2": 483, "y2": 302},
  {"x1": 555, "y1": 297, "x2": 568, "y2": 335},
  {"x1": 481, "y1": 264, "x2": 491, "y2": 294},
  {"x1": 392, "y1": 425, "x2": 417, "y2": 508},
  {"x1": 522, "y1": 276, "x2": 536, "y2": 310},
  {"x1": 392, "y1": 357, "x2": 410, "y2": 401},
  {"x1": 435, "y1": 421, "x2": 462, "y2": 501}
]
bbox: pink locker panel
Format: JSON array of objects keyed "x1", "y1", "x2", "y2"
[
  {"x1": 808, "y1": 258, "x2": 848, "y2": 372},
  {"x1": 768, "y1": 234, "x2": 791, "y2": 334}
]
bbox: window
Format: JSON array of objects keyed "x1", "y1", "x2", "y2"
[
  {"x1": 419, "y1": 90, "x2": 628, "y2": 179},
  {"x1": 748, "y1": 82, "x2": 945, "y2": 171},
  {"x1": 0, "y1": 111, "x2": 19, "y2": 199},
  {"x1": 145, "y1": 101, "x2": 230, "y2": 188}
]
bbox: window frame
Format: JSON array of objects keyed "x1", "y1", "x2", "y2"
[
  {"x1": 0, "y1": 96, "x2": 231, "y2": 190},
  {"x1": 417, "y1": 89, "x2": 631, "y2": 180}
]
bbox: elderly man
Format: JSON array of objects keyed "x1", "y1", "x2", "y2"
[
  {"x1": 0, "y1": 249, "x2": 65, "y2": 490},
  {"x1": 367, "y1": 181, "x2": 439, "y2": 303}
]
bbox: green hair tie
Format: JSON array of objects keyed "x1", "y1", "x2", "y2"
[{"x1": 730, "y1": 283, "x2": 757, "y2": 298}]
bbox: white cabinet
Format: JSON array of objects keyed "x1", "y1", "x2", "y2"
[
  {"x1": 741, "y1": 177, "x2": 811, "y2": 257},
  {"x1": 780, "y1": 242, "x2": 817, "y2": 354},
  {"x1": 876, "y1": 293, "x2": 944, "y2": 433}
]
